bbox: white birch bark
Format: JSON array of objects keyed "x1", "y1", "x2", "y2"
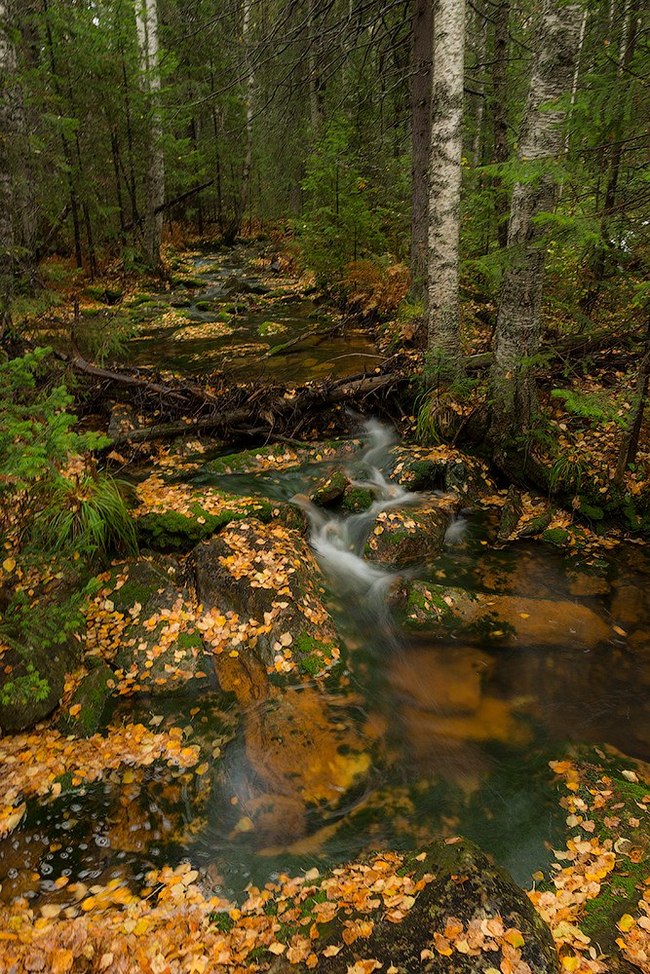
[
  {"x1": 0, "y1": 0, "x2": 16, "y2": 334},
  {"x1": 426, "y1": 0, "x2": 465, "y2": 376},
  {"x1": 489, "y1": 0, "x2": 584, "y2": 448},
  {"x1": 135, "y1": 0, "x2": 165, "y2": 267}
]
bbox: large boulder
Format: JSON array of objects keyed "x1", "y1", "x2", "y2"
[
  {"x1": 0, "y1": 637, "x2": 81, "y2": 733},
  {"x1": 391, "y1": 446, "x2": 495, "y2": 501},
  {"x1": 269, "y1": 839, "x2": 558, "y2": 974},
  {"x1": 134, "y1": 473, "x2": 275, "y2": 552},
  {"x1": 84, "y1": 559, "x2": 210, "y2": 695},
  {"x1": 192, "y1": 518, "x2": 342, "y2": 678}
]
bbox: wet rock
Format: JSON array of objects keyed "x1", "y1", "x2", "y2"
[
  {"x1": 497, "y1": 489, "x2": 553, "y2": 542},
  {"x1": 0, "y1": 637, "x2": 81, "y2": 733},
  {"x1": 341, "y1": 484, "x2": 374, "y2": 512},
  {"x1": 204, "y1": 439, "x2": 361, "y2": 477},
  {"x1": 392, "y1": 446, "x2": 494, "y2": 500},
  {"x1": 272, "y1": 839, "x2": 558, "y2": 974},
  {"x1": 97, "y1": 559, "x2": 211, "y2": 695},
  {"x1": 192, "y1": 518, "x2": 342, "y2": 676},
  {"x1": 310, "y1": 470, "x2": 349, "y2": 507},
  {"x1": 57, "y1": 662, "x2": 115, "y2": 737},
  {"x1": 365, "y1": 500, "x2": 455, "y2": 566},
  {"x1": 135, "y1": 478, "x2": 275, "y2": 552},
  {"x1": 398, "y1": 581, "x2": 613, "y2": 650}
]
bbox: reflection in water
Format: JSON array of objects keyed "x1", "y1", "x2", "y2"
[{"x1": 2, "y1": 418, "x2": 649, "y2": 903}]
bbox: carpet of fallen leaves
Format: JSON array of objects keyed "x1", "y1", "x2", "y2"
[
  {"x1": 528, "y1": 757, "x2": 650, "y2": 972},
  {"x1": 0, "y1": 852, "x2": 432, "y2": 974},
  {"x1": 0, "y1": 723, "x2": 200, "y2": 842}
]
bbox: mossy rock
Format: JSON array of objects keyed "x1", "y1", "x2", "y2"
[
  {"x1": 192, "y1": 519, "x2": 342, "y2": 676},
  {"x1": 397, "y1": 582, "x2": 612, "y2": 650},
  {"x1": 57, "y1": 662, "x2": 115, "y2": 737},
  {"x1": 542, "y1": 527, "x2": 570, "y2": 547},
  {"x1": 310, "y1": 470, "x2": 349, "y2": 507},
  {"x1": 392, "y1": 447, "x2": 494, "y2": 500},
  {"x1": 341, "y1": 485, "x2": 374, "y2": 513},
  {"x1": 195, "y1": 299, "x2": 213, "y2": 311},
  {"x1": 271, "y1": 839, "x2": 558, "y2": 974},
  {"x1": 365, "y1": 504, "x2": 451, "y2": 566},
  {"x1": 0, "y1": 637, "x2": 81, "y2": 734},
  {"x1": 258, "y1": 320, "x2": 287, "y2": 337},
  {"x1": 136, "y1": 496, "x2": 274, "y2": 552},
  {"x1": 101, "y1": 559, "x2": 210, "y2": 695}
]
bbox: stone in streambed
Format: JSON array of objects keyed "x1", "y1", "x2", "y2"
[
  {"x1": 192, "y1": 518, "x2": 342, "y2": 678},
  {"x1": 399, "y1": 581, "x2": 612, "y2": 650},
  {"x1": 269, "y1": 839, "x2": 558, "y2": 974},
  {"x1": 365, "y1": 499, "x2": 456, "y2": 566},
  {"x1": 0, "y1": 637, "x2": 81, "y2": 734},
  {"x1": 57, "y1": 661, "x2": 115, "y2": 737},
  {"x1": 87, "y1": 559, "x2": 210, "y2": 695}
]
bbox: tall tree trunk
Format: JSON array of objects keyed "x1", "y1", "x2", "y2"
[
  {"x1": 614, "y1": 318, "x2": 650, "y2": 484},
  {"x1": 488, "y1": 0, "x2": 584, "y2": 455},
  {"x1": 135, "y1": 0, "x2": 165, "y2": 269},
  {"x1": 0, "y1": 0, "x2": 15, "y2": 338},
  {"x1": 307, "y1": 0, "x2": 324, "y2": 135},
  {"x1": 491, "y1": 0, "x2": 510, "y2": 249},
  {"x1": 471, "y1": 8, "x2": 488, "y2": 168},
  {"x1": 224, "y1": 0, "x2": 254, "y2": 245},
  {"x1": 426, "y1": 0, "x2": 465, "y2": 377},
  {"x1": 583, "y1": 2, "x2": 639, "y2": 308},
  {"x1": 409, "y1": 0, "x2": 432, "y2": 303}
]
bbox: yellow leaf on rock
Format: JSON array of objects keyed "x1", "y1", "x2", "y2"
[
  {"x1": 2, "y1": 558, "x2": 16, "y2": 573},
  {"x1": 617, "y1": 914, "x2": 636, "y2": 932},
  {"x1": 269, "y1": 943, "x2": 287, "y2": 955}
]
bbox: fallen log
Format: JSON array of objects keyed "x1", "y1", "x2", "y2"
[
  {"x1": 464, "y1": 324, "x2": 638, "y2": 372},
  {"x1": 109, "y1": 371, "x2": 410, "y2": 446}
]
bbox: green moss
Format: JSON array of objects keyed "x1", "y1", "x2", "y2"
[
  {"x1": 209, "y1": 912, "x2": 235, "y2": 932},
  {"x1": 258, "y1": 320, "x2": 287, "y2": 337},
  {"x1": 195, "y1": 300, "x2": 213, "y2": 311},
  {"x1": 541, "y1": 527, "x2": 570, "y2": 546},
  {"x1": 137, "y1": 498, "x2": 274, "y2": 552},
  {"x1": 341, "y1": 487, "x2": 374, "y2": 512},
  {"x1": 293, "y1": 632, "x2": 333, "y2": 676}
]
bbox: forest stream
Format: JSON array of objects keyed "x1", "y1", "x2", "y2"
[{"x1": 2, "y1": 416, "x2": 649, "y2": 920}]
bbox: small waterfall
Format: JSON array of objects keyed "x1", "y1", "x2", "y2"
[{"x1": 292, "y1": 418, "x2": 419, "y2": 638}]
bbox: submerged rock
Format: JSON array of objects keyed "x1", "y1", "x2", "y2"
[{"x1": 399, "y1": 581, "x2": 613, "y2": 650}]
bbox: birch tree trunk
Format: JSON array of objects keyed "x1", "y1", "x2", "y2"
[
  {"x1": 488, "y1": 0, "x2": 584, "y2": 454},
  {"x1": 409, "y1": 0, "x2": 432, "y2": 302},
  {"x1": 0, "y1": 0, "x2": 16, "y2": 337},
  {"x1": 135, "y1": 0, "x2": 165, "y2": 269},
  {"x1": 426, "y1": 0, "x2": 465, "y2": 377}
]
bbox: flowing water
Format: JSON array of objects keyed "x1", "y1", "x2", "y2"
[
  {"x1": 126, "y1": 247, "x2": 380, "y2": 381},
  {"x1": 2, "y1": 421, "x2": 650, "y2": 910}
]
